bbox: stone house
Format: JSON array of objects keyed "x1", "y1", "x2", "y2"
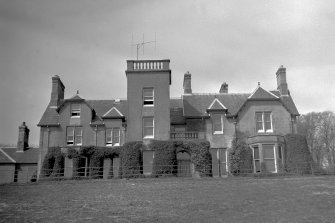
[
  {"x1": 37, "y1": 60, "x2": 299, "y2": 177},
  {"x1": 0, "y1": 122, "x2": 38, "y2": 184}
]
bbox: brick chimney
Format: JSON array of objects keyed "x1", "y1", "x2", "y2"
[
  {"x1": 50, "y1": 75, "x2": 65, "y2": 107},
  {"x1": 219, "y1": 82, "x2": 228, "y2": 93},
  {"x1": 17, "y1": 122, "x2": 29, "y2": 152},
  {"x1": 183, "y1": 71, "x2": 192, "y2": 94},
  {"x1": 276, "y1": 65, "x2": 288, "y2": 96}
]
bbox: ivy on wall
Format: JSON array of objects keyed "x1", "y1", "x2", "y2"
[
  {"x1": 228, "y1": 131, "x2": 253, "y2": 176},
  {"x1": 151, "y1": 140, "x2": 212, "y2": 177}
]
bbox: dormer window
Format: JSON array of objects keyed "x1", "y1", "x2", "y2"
[
  {"x1": 212, "y1": 113, "x2": 224, "y2": 134},
  {"x1": 143, "y1": 88, "x2": 154, "y2": 106},
  {"x1": 71, "y1": 104, "x2": 81, "y2": 117},
  {"x1": 256, "y1": 112, "x2": 273, "y2": 133}
]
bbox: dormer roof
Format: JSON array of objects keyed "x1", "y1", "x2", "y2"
[
  {"x1": 207, "y1": 98, "x2": 227, "y2": 112},
  {"x1": 102, "y1": 107, "x2": 124, "y2": 119},
  {"x1": 248, "y1": 86, "x2": 279, "y2": 100}
]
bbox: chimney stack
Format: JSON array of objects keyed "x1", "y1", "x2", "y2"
[
  {"x1": 50, "y1": 75, "x2": 65, "y2": 107},
  {"x1": 276, "y1": 65, "x2": 288, "y2": 96},
  {"x1": 219, "y1": 82, "x2": 228, "y2": 93},
  {"x1": 183, "y1": 71, "x2": 192, "y2": 94},
  {"x1": 17, "y1": 122, "x2": 29, "y2": 152}
]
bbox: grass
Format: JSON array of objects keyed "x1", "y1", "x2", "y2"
[{"x1": 1, "y1": 176, "x2": 335, "y2": 222}]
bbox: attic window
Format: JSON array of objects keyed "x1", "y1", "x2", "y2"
[
  {"x1": 143, "y1": 88, "x2": 154, "y2": 106},
  {"x1": 71, "y1": 104, "x2": 81, "y2": 117}
]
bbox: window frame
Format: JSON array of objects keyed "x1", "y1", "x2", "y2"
[
  {"x1": 262, "y1": 144, "x2": 277, "y2": 173},
  {"x1": 106, "y1": 128, "x2": 121, "y2": 146},
  {"x1": 212, "y1": 113, "x2": 224, "y2": 134},
  {"x1": 252, "y1": 145, "x2": 261, "y2": 173},
  {"x1": 71, "y1": 104, "x2": 81, "y2": 117},
  {"x1": 143, "y1": 88, "x2": 154, "y2": 106},
  {"x1": 66, "y1": 126, "x2": 82, "y2": 146},
  {"x1": 255, "y1": 112, "x2": 273, "y2": 133},
  {"x1": 143, "y1": 117, "x2": 154, "y2": 139}
]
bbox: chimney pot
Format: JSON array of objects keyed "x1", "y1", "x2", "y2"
[
  {"x1": 183, "y1": 71, "x2": 192, "y2": 94},
  {"x1": 17, "y1": 122, "x2": 29, "y2": 151},
  {"x1": 50, "y1": 75, "x2": 65, "y2": 107},
  {"x1": 276, "y1": 65, "x2": 288, "y2": 95},
  {"x1": 219, "y1": 82, "x2": 228, "y2": 93}
]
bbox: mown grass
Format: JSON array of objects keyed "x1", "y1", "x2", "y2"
[{"x1": 1, "y1": 176, "x2": 335, "y2": 222}]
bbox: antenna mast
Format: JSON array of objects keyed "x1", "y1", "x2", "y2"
[{"x1": 132, "y1": 34, "x2": 156, "y2": 60}]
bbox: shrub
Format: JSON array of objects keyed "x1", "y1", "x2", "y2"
[
  {"x1": 284, "y1": 134, "x2": 314, "y2": 174},
  {"x1": 229, "y1": 132, "x2": 253, "y2": 176},
  {"x1": 151, "y1": 140, "x2": 212, "y2": 177},
  {"x1": 151, "y1": 140, "x2": 176, "y2": 177},
  {"x1": 119, "y1": 141, "x2": 143, "y2": 178},
  {"x1": 41, "y1": 147, "x2": 64, "y2": 178}
]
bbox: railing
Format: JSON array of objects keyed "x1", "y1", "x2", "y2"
[
  {"x1": 126, "y1": 60, "x2": 170, "y2": 71},
  {"x1": 170, "y1": 131, "x2": 205, "y2": 140}
]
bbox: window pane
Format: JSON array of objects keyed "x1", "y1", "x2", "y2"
[
  {"x1": 143, "y1": 89, "x2": 153, "y2": 97},
  {"x1": 253, "y1": 146, "x2": 260, "y2": 159},
  {"x1": 265, "y1": 121, "x2": 272, "y2": 131},
  {"x1": 255, "y1": 160, "x2": 261, "y2": 172},
  {"x1": 67, "y1": 127, "x2": 74, "y2": 136},
  {"x1": 278, "y1": 146, "x2": 282, "y2": 159},
  {"x1": 144, "y1": 127, "x2": 153, "y2": 137},
  {"x1": 256, "y1": 113, "x2": 263, "y2": 122},
  {"x1": 113, "y1": 128, "x2": 120, "y2": 144},
  {"x1": 212, "y1": 114, "x2": 222, "y2": 132},
  {"x1": 75, "y1": 127, "x2": 82, "y2": 145},
  {"x1": 71, "y1": 104, "x2": 81, "y2": 116},
  {"x1": 263, "y1": 145, "x2": 275, "y2": 158},
  {"x1": 264, "y1": 113, "x2": 271, "y2": 122},
  {"x1": 263, "y1": 159, "x2": 276, "y2": 172},
  {"x1": 143, "y1": 118, "x2": 154, "y2": 127},
  {"x1": 256, "y1": 122, "x2": 263, "y2": 132}
]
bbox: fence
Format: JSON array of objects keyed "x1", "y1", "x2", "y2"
[
  {"x1": 2, "y1": 162, "x2": 335, "y2": 184},
  {"x1": 38, "y1": 162, "x2": 335, "y2": 181}
]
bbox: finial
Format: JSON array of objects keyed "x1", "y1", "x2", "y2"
[
  {"x1": 76, "y1": 90, "x2": 79, "y2": 95},
  {"x1": 258, "y1": 82, "x2": 260, "y2": 86}
]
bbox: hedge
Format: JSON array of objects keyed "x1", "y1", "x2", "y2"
[
  {"x1": 228, "y1": 132, "x2": 253, "y2": 176},
  {"x1": 41, "y1": 147, "x2": 64, "y2": 178},
  {"x1": 119, "y1": 141, "x2": 143, "y2": 178},
  {"x1": 284, "y1": 134, "x2": 314, "y2": 174},
  {"x1": 151, "y1": 140, "x2": 212, "y2": 177},
  {"x1": 151, "y1": 140, "x2": 176, "y2": 176}
]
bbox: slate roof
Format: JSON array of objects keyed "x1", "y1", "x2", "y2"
[
  {"x1": 102, "y1": 107, "x2": 124, "y2": 118},
  {"x1": 207, "y1": 98, "x2": 228, "y2": 111},
  {"x1": 0, "y1": 147, "x2": 39, "y2": 164},
  {"x1": 248, "y1": 86, "x2": 279, "y2": 100},
  {"x1": 183, "y1": 93, "x2": 250, "y2": 117},
  {"x1": 38, "y1": 105, "x2": 60, "y2": 126},
  {"x1": 170, "y1": 98, "x2": 185, "y2": 124},
  {"x1": 38, "y1": 88, "x2": 299, "y2": 127}
]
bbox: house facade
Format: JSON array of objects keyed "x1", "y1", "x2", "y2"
[{"x1": 38, "y1": 60, "x2": 299, "y2": 177}]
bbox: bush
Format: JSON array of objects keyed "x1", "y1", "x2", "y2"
[
  {"x1": 229, "y1": 132, "x2": 253, "y2": 176},
  {"x1": 284, "y1": 134, "x2": 314, "y2": 174},
  {"x1": 41, "y1": 147, "x2": 64, "y2": 178},
  {"x1": 119, "y1": 142, "x2": 143, "y2": 178},
  {"x1": 151, "y1": 140, "x2": 212, "y2": 177},
  {"x1": 151, "y1": 140, "x2": 176, "y2": 177}
]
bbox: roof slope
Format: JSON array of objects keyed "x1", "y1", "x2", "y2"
[
  {"x1": 38, "y1": 106, "x2": 60, "y2": 126},
  {"x1": 0, "y1": 147, "x2": 39, "y2": 164},
  {"x1": 249, "y1": 86, "x2": 279, "y2": 100},
  {"x1": 183, "y1": 94, "x2": 250, "y2": 117}
]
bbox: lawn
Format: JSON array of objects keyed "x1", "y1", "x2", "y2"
[{"x1": 1, "y1": 176, "x2": 335, "y2": 223}]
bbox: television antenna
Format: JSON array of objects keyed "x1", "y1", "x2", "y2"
[{"x1": 131, "y1": 33, "x2": 156, "y2": 60}]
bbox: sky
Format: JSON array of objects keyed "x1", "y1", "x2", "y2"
[{"x1": 1, "y1": 0, "x2": 335, "y2": 146}]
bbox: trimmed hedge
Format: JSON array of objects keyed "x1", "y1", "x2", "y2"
[
  {"x1": 228, "y1": 132, "x2": 253, "y2": 176},
  {"x1": 41, "y1": 147, "x2": 64, "y2": 178},
  {"x1": 151, "y1": 140, "x2": 212, "y2": 177},
  {"x1": 119, "y1": 141, "x2": 143, "y2": 178},
  {"x1": 151, "y1": 140, "x2": 176, "y2": 176},
  {"x1": 284, "y1": 134, "x2": 314, "y2": 174}
]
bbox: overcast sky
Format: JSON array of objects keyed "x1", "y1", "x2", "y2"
[{"x1": 1, "y1": 0, "x2": 335, "y2": 145}]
